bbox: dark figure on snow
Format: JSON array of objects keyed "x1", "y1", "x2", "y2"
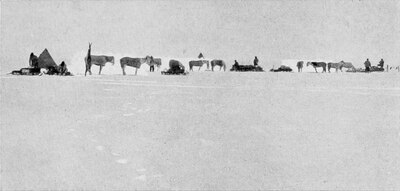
[
  {"x1": 198, "y1": 53, "x2": 204, "y2": 59},
  {"x1": 59, "y1": 61, "x2": 69, "y2": 75},
  {"x1": 254, "y1": 56, "x2": 259, "y2": 66},
  {"x1": 378, "y1": 59, "x2": 384, "y2": 68},
  {"x1": 364, "y1": 58, "x2": 371, "y2": 72},
  {"x1": 29, "y1": 53, "x2": 39, "y2": 68},
  {"x1": 233, "y1": 60, "x2": 239, "y2": 67},
  {"x1": 149, "y1": 56, "x2": 155, "y2": 72}
]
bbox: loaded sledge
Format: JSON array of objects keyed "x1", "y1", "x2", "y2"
[
  {"x1": 270, "y1": 65, "x2": 293, "y2": 72},
  {"x1": 161, "y1": 59, "x2": 188, "y2": 75},
  {"x1": 230, "y1": 64, "x2": 264, "y2": 72},
  {"x1": 348, "y1": 66, "x2": 385, "y2": 73}
]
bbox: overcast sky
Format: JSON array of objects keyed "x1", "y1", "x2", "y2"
[{"x1": 1, "y1": 0, "x2": 399, "y2": 72}]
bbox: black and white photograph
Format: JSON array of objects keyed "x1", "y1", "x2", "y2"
[{"x1": 1, "y1": 0, "x2": 399, "y2": 190}]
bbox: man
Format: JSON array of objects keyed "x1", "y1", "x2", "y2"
[
  {"x1": 149, "y1": 56, "x2": 155, "y2": 72},
  {"x1": 29, "y1": 53, "x2": 39, "y2": 68},
  {"x1": 233, "y1": 60, "x2": 240, "y2": 71},
  {"x1": 254, "y1": 56, "x2": 259, "y2": 66},
  {"x1": 59, "y1": 61, "x2": 69, "y2": 75},
  {"x1": 364, "y1": 58, "x2": 371, "y2": 72},
  {"x1": 378, "y1": 58, "x2": 384, "y2": 68}
]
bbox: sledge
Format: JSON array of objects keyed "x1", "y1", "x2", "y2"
[
  {"x1": 161, "y1": 62, "x2": 189, "y2": 75},
  {"x1": 230, "y1": 65, "x2": 264, "y2": 72},
  {"x1": 270, "y1": 65, "x2": 293, "y2": 72},
  {"x1": 349, "y1": 66, "x2": 385, "y2": 73},
  {"x1": 161, "y1": 68, "x2": 188, "y2": 75},
  {"x1": 10, "y1": 67, "x2": 41, "y2": 75}
]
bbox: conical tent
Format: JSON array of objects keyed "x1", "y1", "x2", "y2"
[{"x1": 38, "y1": 49, "x2": 57, "y2": 68}]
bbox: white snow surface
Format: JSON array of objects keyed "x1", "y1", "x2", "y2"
[{"x1": 1, "y1": 72, "x2": 400, "y2": 190}]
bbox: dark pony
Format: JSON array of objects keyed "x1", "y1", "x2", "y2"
[{"x1": 306, "y1": 62, "x2": 327, "y2": 73}]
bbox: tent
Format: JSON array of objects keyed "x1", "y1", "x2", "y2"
[{"x1": 38, "y1": 49, "x2": 57, "y2": 69}]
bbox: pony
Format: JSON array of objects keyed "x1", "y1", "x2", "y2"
[
  {"x1": 84, "y1": 43, "x2": 115, "y2": 75},
  {"x1": 328, "y1": 61, "x2": 356, "y2": 72},
  {"x1": 327, "y1": 62, "x2": 343, "y2": 72},
  {"x1": 85, "y1": 55, "x2": 115, "y2": 75},
  {"x1": 189, "y1": 60, "x2": 209, "y2": 71},
  {"x1": 120, "y1": 56, "x2": 152, "y2": 75},
  {"x1": 339, "y1": 61, "x2": 356, "y2": 72},
  {"x1": 296, "y1": 61, "x2": 304, "y2": 72},
  {"x1": 306, "y1": 62, "x2": 327, "y2": 73},
  {"x1": 210, "y1": 59, "x2": 226, "y2": 71}
]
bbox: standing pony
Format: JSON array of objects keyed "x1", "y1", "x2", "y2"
[
  {"x1": 189, "y1": 60, "x2": 209, "y2": 71},
  {"x1": 327, "y1": 62, "x2": 343, "y2": 72},
  {"x1": 306, "y1": 62, "x2": 327, "y2": 73},
  {"x1": 84, "y1": 43, "x2": 116, "y2": 76},
  {"x1": 85, "y1": 55, "x2": 115, "y2": 75},
  {"x1": 296, "y1": 61, "x2": 304, "y2": 72},
  {"x1": 210, "y1": 59, "x2": 226, "y2": 71},
  {"x1": 120, "y1": 56, "x2": 151, "y2": 75},
  {"x1": 339, "y1": 61, "x2": 356, "y2": 72}
]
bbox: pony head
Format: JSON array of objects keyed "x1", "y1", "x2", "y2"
[
  {"x1": 306, "y1": 62, "x2": 311, "y2": 66},
  {"x1": 145, "y1": 55, "x2": 152, "y2": 63},
  {"x1": 109, "y1": 56, "x2": 115, "y2": 65}
]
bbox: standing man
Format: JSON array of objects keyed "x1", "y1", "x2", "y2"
[
  {"x1": 378, "y1": 58, "x2": 384, "y2": 68},
  {"x1": 149, "y1": 56, "x2": 155, "y2": 72},
  {"x1": 364, "y1": 58, "x2": 371, "y2": 72},
  {"x1": 254, "y1": 56, "x2": 259, "y2": 66}
]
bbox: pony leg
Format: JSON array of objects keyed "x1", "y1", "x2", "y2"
[
  {"x1": 315, "y1": 67, "x2": 318, "y2": 73},
  {"x1": 135, "y1": 68, "x2": 138, "y2": 75},
  {"x1": 99, "y1": 66, "x2": 103, "y2": 75},
  {"x1": 122, "y1": 65, "x2": 126, "y2": 75},
  {"x1": 198, "y1": 66, "x2": 201, "y2": 71},
  {"x1": 85, "y1": 65, "x2": 92, "y2": 76}
]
